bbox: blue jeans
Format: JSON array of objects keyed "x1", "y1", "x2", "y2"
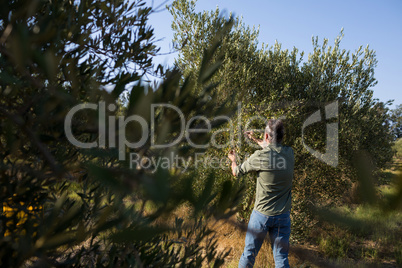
[{"x1": 238, "y1": 210, "x2": 291, "y2": 268}]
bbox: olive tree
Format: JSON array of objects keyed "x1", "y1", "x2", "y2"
[{"x1": 169, "y1": 0, "x2": 394, "y2": 239}]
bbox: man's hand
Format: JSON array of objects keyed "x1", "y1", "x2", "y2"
[
  {"x1": 228, "y1": 149, "x2": 236, "y2": 162},
  {"x1": 245, "y1": 131, "x2": 265, "y2": 148},
  {"x1": 228, "y1": 149, "x2": 237, "y2": 176},
  {"x1": 245, "y1": 130, "x2": 255, "y2": 140}
]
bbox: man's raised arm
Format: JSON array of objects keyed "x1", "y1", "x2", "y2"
[{"x1": 245, "y1": 131, "x2": 265, "y2": 148}]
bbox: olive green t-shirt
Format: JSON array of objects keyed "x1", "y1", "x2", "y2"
[{"x1": 234, "y1": 144, "x2": 294, "y2": 216}]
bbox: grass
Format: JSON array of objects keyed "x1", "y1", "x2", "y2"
[{"x1": 317, "y1": 204, "x2": 401, "y2": 264}]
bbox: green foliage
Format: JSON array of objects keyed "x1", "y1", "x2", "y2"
[
  {"x1": 0, "y1": 0, "x2": 244, "y2": 266},
  {"x1": 312, "y1": 152, "x2": 402, "y2": 225},
  {"x1": 393, "y1": 138, "x2": 402, "y2": 158},
  {"x1": 390, "y1": 104, "x2": 402, "y2": 139},
  {"x1": 169, "y1": 0, "x2": 395, "y2": 240}
]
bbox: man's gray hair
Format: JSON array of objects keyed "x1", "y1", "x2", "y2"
[{"x1": 265, "y1": 119, "x2": 284, "y2": 144}]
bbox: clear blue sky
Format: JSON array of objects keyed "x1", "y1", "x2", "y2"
[{"x1": 147, "y1": 0, "x2": 402, "y2": 109}]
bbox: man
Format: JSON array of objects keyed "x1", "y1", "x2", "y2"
[{"x1": 228, "y1": 119, "x2": 294, "y2": 268}]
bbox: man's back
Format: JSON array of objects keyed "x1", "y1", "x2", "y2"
[
  {"x1": 253, "y1": 144, "x2": 294, "y2": 216},
  {"x1": 234, "y1": 144, "x2": 294, "y2": 215}
]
